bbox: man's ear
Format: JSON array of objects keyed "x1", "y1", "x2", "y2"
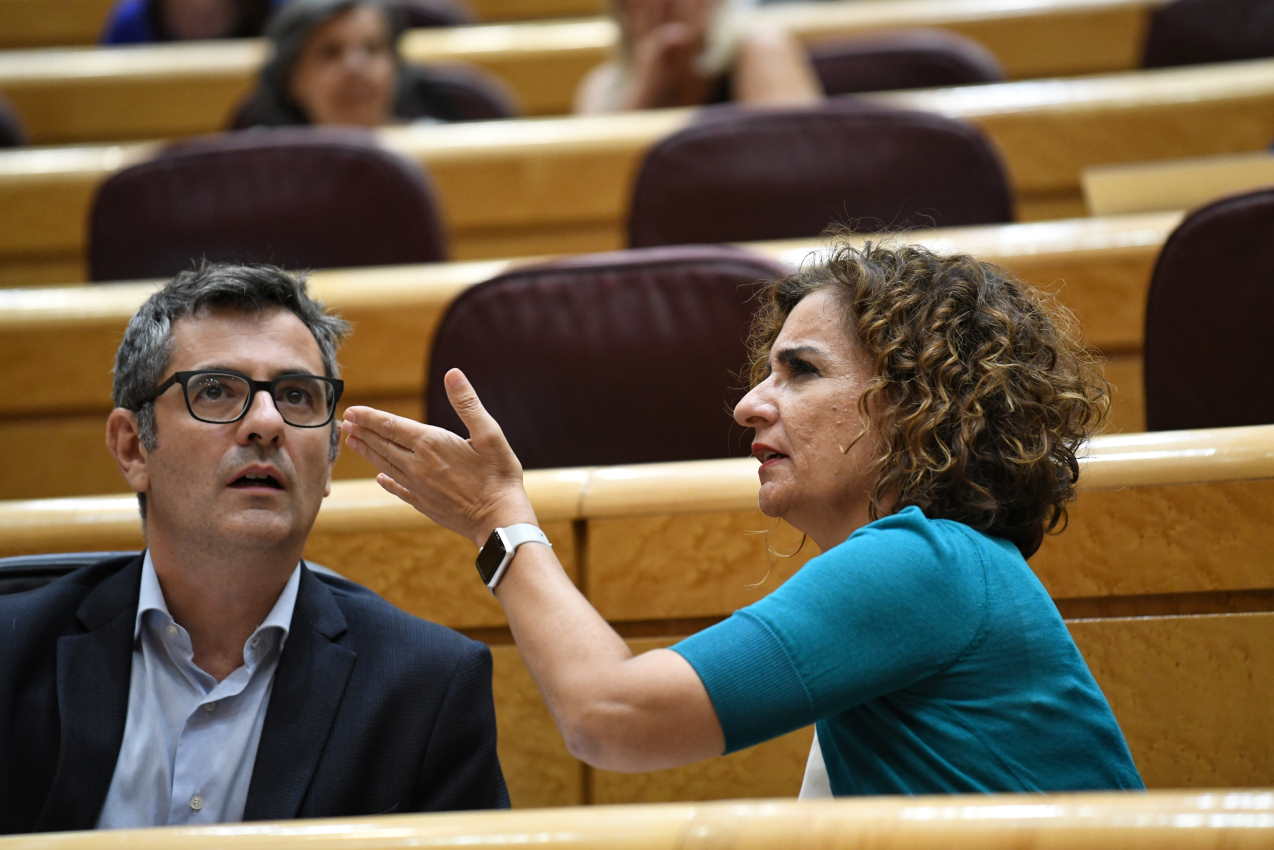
[{"x1": 106, "y1": 408, "x2": 150, "y2": 495}]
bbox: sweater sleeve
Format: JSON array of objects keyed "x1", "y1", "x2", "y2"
[{"x1": 671, "y1": 507, "x2": 990, "y2": 752}]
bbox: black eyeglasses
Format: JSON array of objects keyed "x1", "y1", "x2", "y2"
[{"x1": 144, "y1": 369, "x2": 345, "y2": 428}]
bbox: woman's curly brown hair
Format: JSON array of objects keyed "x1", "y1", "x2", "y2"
[{"x1": 746, "y1": 241, "x2": 1109, "y2": 558}]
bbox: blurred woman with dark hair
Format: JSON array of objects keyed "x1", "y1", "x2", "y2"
[
  {"x1": 343, "y1": 241, "x2": 1144, "y2": 796},
  {"x1": 236, "y1": 0, "x2": 510, "y2": 128}
]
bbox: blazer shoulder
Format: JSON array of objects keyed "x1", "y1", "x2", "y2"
[{"x1": 0, "y1": 553, "x2": 140, "y2": 626}]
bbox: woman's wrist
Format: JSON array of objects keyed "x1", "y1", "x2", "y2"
[{"x1": 471, "y1": 493, "x2": 539, "y2": 548}]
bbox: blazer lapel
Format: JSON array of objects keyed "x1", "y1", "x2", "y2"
[
  {"x1": 39, "y1": 558, "x2": 140, "y2": 831},
  {"x1": 244, "y1": 566, "x2": 356, "y2": 821}
]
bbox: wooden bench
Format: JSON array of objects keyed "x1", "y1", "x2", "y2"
[
  {"x1": 2, "y1": 791, "x2": 1271, "y2": 848},
  {"x1": 4, "y1": 57, "x2": 1271, "y2": 284},
  {"x1": 0, "y1": 212, "x2": 1178, "y2": 500},
  {"x1": 0, "y1": 0, "x2": 604, "y2": 48},
  {"x1": 3, "y1": 424, "x2": 1272, "y2": 804},
  {"x1": 1084, "y1": 150, "x2": 1274, "y2": 216},
  {"x1": 0, "y1": 0, "x2": 1160, "y2": 139}
]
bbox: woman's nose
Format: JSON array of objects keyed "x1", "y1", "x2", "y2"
[{"x1": 734, "y1": 381, "x2": 776, "y2": 427}]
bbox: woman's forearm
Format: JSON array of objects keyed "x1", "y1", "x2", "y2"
[{"x1": 490, "y1": 532, "x2": 724, "y2": 771}]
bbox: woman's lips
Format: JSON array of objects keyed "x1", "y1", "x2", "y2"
[{"x1": 751, "y1": 443, "x2": 788, "y2": 471}]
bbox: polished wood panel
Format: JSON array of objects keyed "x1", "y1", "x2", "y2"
[
  {"x1": 489, "y1": 643, "x2": 582, "y2": 807},
  {"x1": 584, "y1": 426, "x2": 1274, "y2": 622},
  {"x1": 1084, "y1": 151, "x2": 1274, "y2": 216},
  {"x1": 591, "y1": 636, "x2": 813, "y2": 803},
  {"x1": 2, "y1": 58, "x2": 1265, "y2": 280},
  {"x1": 0, "y1": 0, "x2": 1157, "y2": 140},
  {"x1": 2, "y1": 426, "x2": 1272, "y2": 802},
  {"x1": 0, "y1": 214, "x2": 1174, "y2": 498},
  {"x1": 0, "y1": 0, "x2": 115, "y2": 48},
  {"x1": 0, "y1": 0, "x2": 602, "y2": 48},
  {"x1": 467, "y1": 0, "x2": 603, "y2": 20},
  {"x1": 2, "y1": 791, "x2": 1274, "y2": 847},
  {"x1": 1072, "y1": 613, "x2": 1274, "y2": 788}
]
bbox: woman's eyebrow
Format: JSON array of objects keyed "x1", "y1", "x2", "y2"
[{"x1": 774, "y1": 345, "x2": 822, "y2": 366}]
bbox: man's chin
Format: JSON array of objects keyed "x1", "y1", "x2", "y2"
[{"x1": 220, "y1": 511, "x2": 304, "y2": 546}]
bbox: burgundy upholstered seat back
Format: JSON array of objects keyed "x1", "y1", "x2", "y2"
[
  {"x1": 1143, "y1": 0, "x2": 1274, "y2": 67},
  {"x1": 626, "y1": 100, "x2": 1013, "y2": 249},
  {"x1": 809, "y1": 30, "x2": 1005, "y2": 96},
  {"x1": 426, "y1": 245, "x2": 791, "y2": 469},
  {"x1": 0, "y1": 95, "x2": 24, "y2": 147},
  {"x1": 1144, "y1": 186, "x2": 1274, "y2": 430},
  {"x1": 89, "y1": 127, "x2": 446, "y2": 282}
]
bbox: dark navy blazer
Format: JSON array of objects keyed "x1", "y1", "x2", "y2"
[{"x1": 0, "y1": 554, "x2": 508, "y2": 833}]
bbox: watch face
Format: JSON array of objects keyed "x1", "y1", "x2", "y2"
[{"x1": 476, "y1": 528, "x2": 507, "y2": 584}]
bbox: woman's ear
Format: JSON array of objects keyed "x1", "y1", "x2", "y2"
[{"x1": 106, "y1": 408, "x2": 150, "y2": 495}]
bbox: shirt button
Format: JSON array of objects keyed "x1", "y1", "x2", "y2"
[
  {"x1": 167, "y1": 625, "x2": 179, "y2": 637},
  {"x1": 189, "y1": 795, "x2": 204, "y2": 812},
  {"x1": 202, "y1": 702, "x2": 216, "y2": 713}
]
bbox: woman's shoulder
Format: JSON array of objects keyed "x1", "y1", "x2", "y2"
[{"x1": 833, "y1": 505, "x2": 1015, "y2": 568}]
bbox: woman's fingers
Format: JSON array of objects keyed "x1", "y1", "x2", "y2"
[
  {"x1": 344, "y1": 405, "x2": 423, "y2": 452},
  {"x1": 344, "y1": 427, "x2": 407, "y2": 482},
  {"x1": 342, "y1": 392, "x2": 533, "y2": 545},
  {"x1": 441, "y1": 369, "x2": 520, "y2": 470}
]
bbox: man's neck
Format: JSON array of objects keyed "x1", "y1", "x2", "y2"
[{"x1": 147, "y1": 538, "x2": 303, "y2": 681}]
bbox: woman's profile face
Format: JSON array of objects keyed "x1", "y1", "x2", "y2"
[
  {"x1": 733, "y1": 287, "x2": 879, "y2": 550},
  {"x1": 289, "y1": 4, "x2": 396, "y2": 127}
]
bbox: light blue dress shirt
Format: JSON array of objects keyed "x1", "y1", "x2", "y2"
[{"x1": 96, "y1": 552, "x2": 301, "y2": 829}]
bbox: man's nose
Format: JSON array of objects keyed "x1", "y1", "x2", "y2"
[{"x1": 238, "y1": 387, "x2": 286, "y2": 443}]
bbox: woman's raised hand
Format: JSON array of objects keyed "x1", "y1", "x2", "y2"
[{"x1": 341, "y1": 368, "x2": 537, "y2": 547}]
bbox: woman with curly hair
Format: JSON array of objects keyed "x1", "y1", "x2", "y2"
[{"x1": 341, "y1": 242, "x2": 1144, "y2": 795}]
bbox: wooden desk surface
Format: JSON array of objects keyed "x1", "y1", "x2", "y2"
[
  {"x1": 0, "y1": 0, "x2": 605, "y2": 48},
  {"x1": 4, "y1": 57, "x2": 1268, "y2": 284},
  {"x1": 0, "y1": 0, "x2": 1159, "y2": 143},
  {"x1": 2, "y1": 791, "x2": 1272, "y2": 849},
  {"x1": 0, "y1": 213, "x2": 1176, "y2": 498},
  {"x1": 1084, "y1": 150, "x2": 1274, "y2": 216},
  {"x1": 2, "y1": 425, "x2": 1272, "y2": 801},
  {"x1": 2, "y1": 422, "x2": 1270, "y2": 597}
]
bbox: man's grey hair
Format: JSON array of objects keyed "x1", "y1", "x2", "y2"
[{"x1": 113, "y1": 262, "x2": 351, "y2": 463}]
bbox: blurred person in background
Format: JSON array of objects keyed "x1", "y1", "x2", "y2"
[
  {"x1": 103, "y1": 0, "x2": 285, "y2": 44},
  {"x1": 236, "y1": 0, "x2": 507, "y2": 127},
  {"x1": 575, "y1": 0, "x2": 822, "y2": 112}
]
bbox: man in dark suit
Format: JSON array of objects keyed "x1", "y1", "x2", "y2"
[{"x1": 0, "y1": 263, "x2": 507, "y2": 833}]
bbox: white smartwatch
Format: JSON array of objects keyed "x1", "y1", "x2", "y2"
[{"x1": 475, "y1": 523, "x2": 551, "y2": 592}]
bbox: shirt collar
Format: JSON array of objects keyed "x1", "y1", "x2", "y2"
[{"x1": 134, "y1": 550, "x2": 302, "y2": 651}]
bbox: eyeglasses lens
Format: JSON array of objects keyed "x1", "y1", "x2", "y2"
[
  {"x1": 185, "y1": 373, "x2": 333, "y2": 426},
  {"x1": 271, "y1": 376, "x2": 332, "y2": 426}
]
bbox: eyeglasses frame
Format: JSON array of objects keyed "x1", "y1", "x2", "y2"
[{"x1": 142, "y1": 369, "x2": 345, "y2": 428}]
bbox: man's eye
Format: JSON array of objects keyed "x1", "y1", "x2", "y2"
[
  {"x1": 194, "y1": 378, "x2": 231, "y2": 401},
  {"x1": 277, "y1": 383, "x2": 318, "y2": 409}
]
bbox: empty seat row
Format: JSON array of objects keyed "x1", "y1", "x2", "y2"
[{"x1": 87, "y1": 102, "x2": 1012, "y2": 281}]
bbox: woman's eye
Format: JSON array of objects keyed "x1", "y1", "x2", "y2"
[{"x1": 789, "y1": 358, "x2": 819, "y2": 376}]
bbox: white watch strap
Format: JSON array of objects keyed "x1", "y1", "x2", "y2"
[{"x1": 487, "y1": 523, "x2": 551, "y2": 591}]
